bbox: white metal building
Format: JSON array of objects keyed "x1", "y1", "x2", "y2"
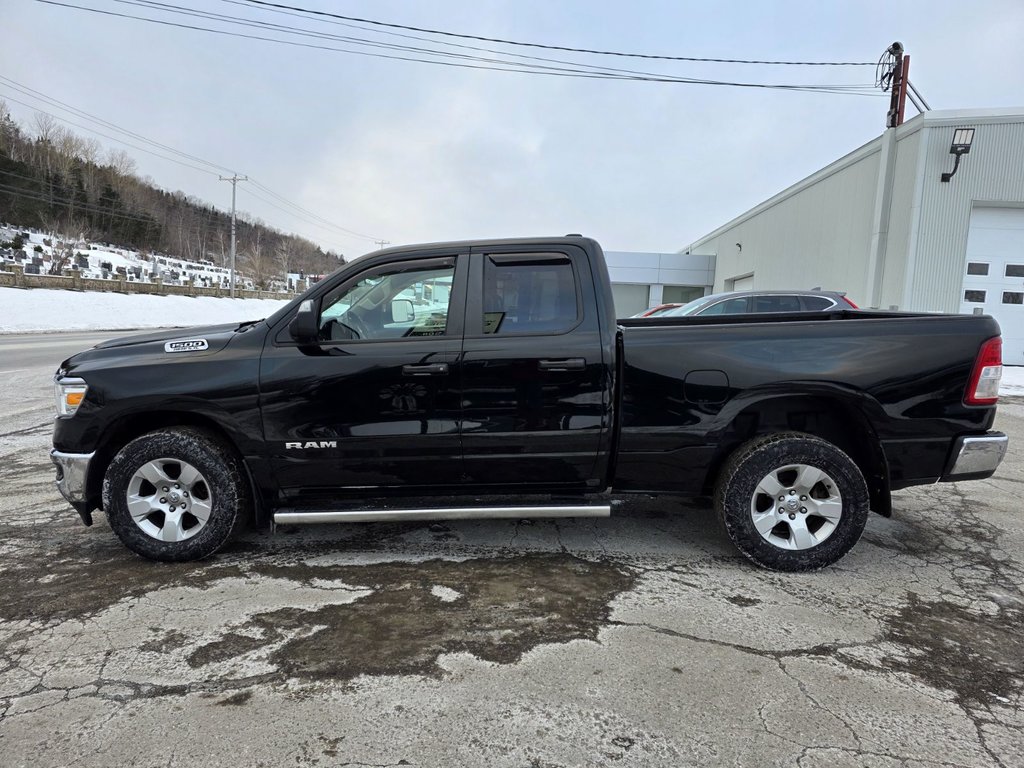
[
  {"x1": 604, "y1": 250, "x2": 715, "y2": 317},
  {"x1": 685, "y1": 108, "x2": 1024, "y2": 363}
]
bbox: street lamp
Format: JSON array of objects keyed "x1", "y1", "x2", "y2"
[{"x1": 940, "y1": 127, "x2": 975, "y2": 183}]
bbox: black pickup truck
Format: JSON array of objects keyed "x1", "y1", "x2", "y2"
[{"x1": 51, "y1": 236, "x2": 1008, "y2": 570}]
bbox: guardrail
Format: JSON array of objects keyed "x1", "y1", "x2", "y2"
[{"x1": 0, "y1": 264, "x2": 302, "y2": 301}]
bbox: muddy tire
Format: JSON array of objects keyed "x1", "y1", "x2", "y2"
[
  {"x1": 714, "y1": 432, "x2": 870, "y2": 571},
  {"x1": 103, "y1": 428, "x2": 249, "y2": 562}
]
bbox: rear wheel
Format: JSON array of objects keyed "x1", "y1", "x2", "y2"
[
  {"x1": 714, "y1": 432, "x2": 870, "y2": 571},
  {"x1": 103, "y1": 428, "x2": 249, "y2": 561}
]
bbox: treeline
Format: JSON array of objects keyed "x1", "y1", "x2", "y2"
[{"x1": 0, "y1": 103, "x2": 344, "y2": 287}]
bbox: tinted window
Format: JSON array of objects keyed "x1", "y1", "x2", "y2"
[
  {"x1": 801, "y1": 295, "x2": 835, "y2": 311},
  {"x1": 964, "y1": 290, "x2": 986, "y2": 303},
  {"x1": 751, "y1": 295, "x2": 802, "y2": 313},
  {"x1": 318, "y1": 261, "x2": 454, "y2": 342},
  {"x1": 967, "y1": 262, "x2": 989, "y2": 276},
  {"x1": 698, "y1": 297, "x2": 748, "y2": 315},
  {"x1": 483, "y1": 255, "x2": 578, "y2": 334},
  {"x1": 1003, "y1": 292, "x2": 1023, "y2": 305},
  {"x1": 1006, "y1": 264, "x2": 1024, "y2": 277}
]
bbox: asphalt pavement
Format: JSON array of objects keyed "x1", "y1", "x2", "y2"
[
  {"x1": 1, "y1": 331, "x2": 1022, "y2": 767},
  {"x1": 0, "y1": 330, "x2": 125, "y2": 373}
]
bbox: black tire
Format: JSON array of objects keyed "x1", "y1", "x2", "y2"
[
  {"x1": 714, "y1": 432, "x2": 870, "y2": 571},
  {"x1": 102, "y1": 427, "x2": 250, "y2": 562}
]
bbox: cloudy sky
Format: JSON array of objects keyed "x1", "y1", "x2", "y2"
[{"x1": 4, "y1": 0, "x2": 1024, "y2": 257}]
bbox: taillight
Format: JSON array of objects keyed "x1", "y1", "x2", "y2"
[
  {"x1": 965, "y1": 336, "x2": 1002, "y2": 405},
  {"x1": 841, "y1": 296, "x2": 859, "y2": 309}
]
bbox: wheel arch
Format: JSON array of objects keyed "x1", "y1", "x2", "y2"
[
  {"x1": 87, "y1": 410, "x2": 263, "y2": 523},
  {"x1": 706, "y1": 390, "x2": 892, "y2": 517}
]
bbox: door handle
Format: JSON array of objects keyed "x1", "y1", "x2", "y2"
[
  {"x1": 402, "y1": 363, "x2": 449, "y2": 376},
  {"x1": 538, "y1": 358, "x2": 586, "y2": 371}
]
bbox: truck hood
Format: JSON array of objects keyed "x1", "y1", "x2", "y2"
[
  {"x1": 92, "y1": 322, "x2": 246, "y2": 350},
  {"x1": 57, "y1": 321, "x2": 267, "y2": 376}
]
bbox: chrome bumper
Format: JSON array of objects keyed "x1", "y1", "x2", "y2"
[
  {"x1": 944, "y1": 433, "x2": 1008, "y2": 479},
  {"x1": 50, "y1": 449, "x2": 94, "y2": 505}
]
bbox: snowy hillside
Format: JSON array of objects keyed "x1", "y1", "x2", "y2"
[{"x1": 1, "y1": 224, "x2": 259, "y2": 290}]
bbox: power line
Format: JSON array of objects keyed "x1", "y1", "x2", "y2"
[
  {"x1": 35, "y1": 1, "x2": 880, "y2": 95},
  {"x1": 119, "y1": 0, "x2": 876, "y2": 90},
  {"x1": 0, "y1": 75, "x2": 238, "y2": 175},
  {"x1": 0, "y1": 90, "x2": 221, "y2": 176},
  {"x1": 246, "y1": 180, "x2": 379, "y2": 241},
  {"x1": 238, "y1": 0, "x2": 876, "y2": 66},
  {"x1": 0, "y1": 77, "x2": 384, "y2": 243},
  {"x1": 0, "y1": 182, "x2": 164, "y2": 226}
]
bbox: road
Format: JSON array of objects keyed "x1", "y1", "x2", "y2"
[
  {"x1": 0, "y1": 330, "x2": 127, "y2": 373},
  {"x1": 1, "y1": 331, "x2": 1022, "y2": 767}
]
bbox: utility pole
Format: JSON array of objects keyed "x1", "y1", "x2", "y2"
[
  {"x1": 374, "y1": 239, "x2": 391, "y2": 250},
  {"x1": 884, "y1": 42, "x2": 905, "y2": 129},
  {"x1": 219, "y1": 174, "x2": 247, "y2": 297}
]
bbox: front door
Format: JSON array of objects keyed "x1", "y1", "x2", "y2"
[{"x1": 260, "y1": 254, "x2": 467, "y2": 498}]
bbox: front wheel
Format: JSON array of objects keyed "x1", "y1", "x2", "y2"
[
  {"x1": 714, "y1": 432, "x2": 870, "y2": 571},
  {"x1": 103, "y1": 428, "x2": 250, "y2": 561}
]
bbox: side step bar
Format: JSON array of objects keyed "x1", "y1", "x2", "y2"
[{"x1": 274, "y1": 505, "x2": 611, "y2": 525}]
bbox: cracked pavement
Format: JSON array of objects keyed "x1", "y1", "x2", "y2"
[{"x1": 1, "y1": 339, "x2": 1022, "y2": 767}]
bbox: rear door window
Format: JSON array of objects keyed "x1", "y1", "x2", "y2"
[
  {"x1": 482, "y1": 254, "x2": 579, "y2": 334},
  {"x1": 751, "y1": 295, "x2": 802, "y2": 313}
]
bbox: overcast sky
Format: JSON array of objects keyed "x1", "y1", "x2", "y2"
[{"x1": 4, "y1": 0, "x2": 1024, "y2": 257}]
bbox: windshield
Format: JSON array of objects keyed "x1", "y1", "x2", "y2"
[{"x1": 664, "y1": 296, "x2": 715, "y2": 316}]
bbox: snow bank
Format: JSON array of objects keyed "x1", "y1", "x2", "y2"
[
  {"x1": 1001, "y1": 365, "x2": 1024, "y2": 396},
  {"x1": 0, "y1": 287, "x2": 290, "y2": 333}
]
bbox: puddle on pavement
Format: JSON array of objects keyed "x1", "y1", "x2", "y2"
[{"x1": 187, "y1": 553, "x2": 635, "y2": 681}]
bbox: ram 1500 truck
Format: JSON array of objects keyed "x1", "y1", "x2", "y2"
[{"x1": 51, "y1": 236, "x2": 1008, "y2": 571}]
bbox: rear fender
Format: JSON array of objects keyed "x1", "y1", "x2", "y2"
[{"x1": 707, "y1": 384, "x2": 892, "y2": 517}]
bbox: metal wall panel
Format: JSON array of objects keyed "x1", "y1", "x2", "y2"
[
  {"x1": 689, "y1": 146, "x2": 881, "y2": 301},
  {"x1": 878, "y1": 129, "x2": 923, "y2": 309},
  {"x1": 910, "y1": 120, "x2": 1024, "y2": 312}
]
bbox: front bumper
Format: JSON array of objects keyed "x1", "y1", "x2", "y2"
[
  {"x1": 51, "y1": 449, "x2": 94, "y2": 507},
  {"x1": 942, "y1": 432, "x2": 1008, "y2": 481}
]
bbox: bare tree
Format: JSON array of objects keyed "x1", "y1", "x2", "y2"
[
  {"x1": 242, "y1": 227, "x2": 283, "y2": 289},
  {"x1": 105, "y1": 148, "x2": 136, "y2": 177}
]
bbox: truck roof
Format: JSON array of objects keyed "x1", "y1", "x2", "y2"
[{"x1": 363, "y1": 235, "x2": 599, "y2": 261}]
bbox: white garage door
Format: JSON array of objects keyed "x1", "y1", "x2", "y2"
[
  {"x1": 731, "y1": 275, "x2": 754, "y2": 291},
  {"x1": 960, "y1": 207, "x2": 1024, "y2": 365}
]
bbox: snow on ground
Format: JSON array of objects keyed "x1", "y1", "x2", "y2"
[
  {"x1": 0, "y1": 287, "x2": 290, "y2": 333},
  {"x1": 1001, "y1": 365, "x2": 1024, "y2": 396}
]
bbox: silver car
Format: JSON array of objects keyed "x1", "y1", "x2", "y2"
[{"x1": 662, "y1": 290, "x2": 858, "y2": 317}]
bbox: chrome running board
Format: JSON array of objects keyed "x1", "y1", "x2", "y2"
[{"x1": 274, "y1": 505, "x2": 611, "y2": 525}]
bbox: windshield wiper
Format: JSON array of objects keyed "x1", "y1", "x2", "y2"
[{"x1": 235, "y1": 319, "x2": 263, "y2": 332}]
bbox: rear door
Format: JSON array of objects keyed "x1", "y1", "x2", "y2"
[
  {"x1": 457, "y1": 245, "x2": 610, "y2": 490},
  {"x1": 260, "y1": 252, "x2": 468, "y2": 496}
]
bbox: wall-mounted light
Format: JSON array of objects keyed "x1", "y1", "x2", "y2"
[{"x1": 940, "y1": 127, "x2": 975, "y2": 182}]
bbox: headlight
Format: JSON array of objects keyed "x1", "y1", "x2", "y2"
[{"x1": 54, "y1": 377, "x2": 88, "y2": 417}]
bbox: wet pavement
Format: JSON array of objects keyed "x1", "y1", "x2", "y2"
[{"x1": 1, "y1": 355, "x2": 1022, "y2": 767}]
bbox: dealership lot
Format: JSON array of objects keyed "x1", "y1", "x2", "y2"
[{"x1": 1, "y1": 344, "x2": 1022, "y2": 767}]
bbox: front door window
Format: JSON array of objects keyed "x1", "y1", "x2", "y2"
[{"x1": 318, "y1": 262, "x2": 455, "y2": 342}]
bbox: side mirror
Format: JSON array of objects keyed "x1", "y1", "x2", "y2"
[
  {"x1": 288, "y1": 299, "x2": 319, "y2": 344},
  {"x1": 391, "y1": 298, "x2": 415, "y2": 323}
]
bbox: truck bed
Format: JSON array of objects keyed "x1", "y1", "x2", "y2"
[{"x1": 614, "y1": 310, "x2": 1000, "y2": 495}]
